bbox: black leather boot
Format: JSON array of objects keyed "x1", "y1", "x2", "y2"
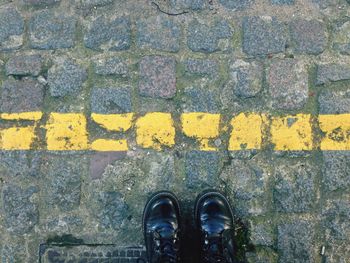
[
  {"x1": 194, "y1": 190, "x2": 236, "y2": 263},
  {"x1": 142, "y1": 191, "x2": 181, "y2": 263}
]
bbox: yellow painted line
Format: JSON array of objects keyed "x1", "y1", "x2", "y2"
[{"x1": 0, "y1": 112, "x2": 350, "y2": 151}]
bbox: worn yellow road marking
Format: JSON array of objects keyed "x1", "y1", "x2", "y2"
[
  {"x1": 271, "y1": 114, "x2": 313, "y2": 151},
  {"x1": 181, "y1": 113, "x2": 220, "y2": 151},
  {"x1": 1, "y1": 112, "x2": 350, "y2": 151}
]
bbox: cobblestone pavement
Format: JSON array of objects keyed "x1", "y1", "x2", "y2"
[{"x1": 1, "y1": 0, "x2": 350, "y2": 262}]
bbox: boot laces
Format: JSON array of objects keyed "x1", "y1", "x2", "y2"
[
  {"x1": 152, "y1": 230, "x2": 179, "y2": 263},
  {"x1": 202, "y1": 232, "x2": 227, "y2": 263}
]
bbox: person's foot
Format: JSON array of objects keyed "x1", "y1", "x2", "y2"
[
  {"x1": 194, "y1": 190, "x2": 235, "y2": 263},
  {"x1": 142, "y1": 191, "x2": 181, "y2": 263}
]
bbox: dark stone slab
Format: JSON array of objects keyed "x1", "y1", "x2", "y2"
[
  {"x1": 290, "y1": 19, "x2": 327, "y2": 54},
  {"x1": 268, "y1": 59, "x2": 308, "y2": 110},
  {"x1": 0, "y1": 79, "x2": 44, "y2": 112},
  {"x1": 5, "y1": 54, "x2": 42, "y2": 76},
  {"x1": 84, "y1": 15, "x2": 131, "y2": 51},
  {"x1": 277, "y1": 221, "x2": 315, "y2": 263},
  {"x1": 137, "y1": 15, "x2": 180, "y2": 52},
  {"x1": 316, "y1": 64, "x2": 350, "y2": 85},
  {"x1": 2, "y1": 184, "x2": 39, "y2": 234},
  {"x1": 219, "y1": 0, "x2": 253, "y2": 10},
  {"x1": 138, "y1": 56, "x2": 176, "y2": 99},
  {"x1": 90, "y1": 87, "x2": 132, "y2": 113},
  {"x1": 323, "y1": 151, "x2": 350, "y2": 192},
  {"x1": 184, "y1": 58, "x2": 218, "y2": 79},
  {"x1": 29, "y1": 10, "x2": 76, "y2": 50},
  {"x1": 48, "y1": 59, "x2": 87, "y2": 97},
  {"x1": 0, "y1": 7, "x2": 24, "y2": 50},
  {"x1": 187, "y1": 19, "x2": 233, "y2": 53},
  {"x1": 94, "y1": 57, "x2": 128, "y2": 76},
  {"x1": 273, "y1": 161, "x2": 317, "y2": 212},
  {"x1": 90, "y1": 152, "x2": 127, "y2": 180},
  {"x1": 319, "y1": 89, "x2": 350, "y2": 114},
  {"x1": 242, "y1": 16, "x2": 287, "y2": 56},
  {"x1": 183, "y1": 87, "x2": 220, "y2": 113}
]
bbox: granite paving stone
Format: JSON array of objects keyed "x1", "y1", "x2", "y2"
[
  {"x1": 184, "y1": 58, "x2": 219, "y2": 79},
  {"x1": 84, "y1": 15, "x2": 131, "y2": 51},
  {"x1": 169, "y1": 0, "x2": 207, "y2": 10},
  {"x1": 243, "y1": 16, "x2": 287, "y2": 56},
  {"x1": 0, "y1": 7, "x2": 24, "y2": 50},
  {"x1": 319, "y1": 89, "x2": 350, "y2": 114},
  {"x1": 137, "y1": 15, "x2": 181, "y2": 52},
  {"x1": 0, "y1": 79, "x2": 44, "y2": 112},
  {"x1": 219, "y1": 0, "x2": 253, "y2": 10},
  {"x1": 322, "y1": 152, "x2": 350, "y2": 192},
  {"x1": 138, "y1": 56, "x2": 176, "y2": 99},
  {"x1": 91, "y1": 87, "x2": 132, "y2": 113},
  {"x1": 29, "y1": 10, "x2": 76, "y2": 50},
  {"x1": 183, "y1": 86, "x2": 220, "y2": 113},
  {"x1": 316, "y1": 64, "x2": 350, "y2": 85},
  {"x1": 5, "y1": 54, "x2": 42, "y2": 76},
  {"x1": 23, "y1": 0, "x2": 60, "y2": 6},
  {"x1": 271, "y1": 0, "x2": 295, "y2": 4},
  {"x1": 290, "y1": 19, "x2": 327, "y2": 55},
  {"x1": 48, "y1": 58, "x2": 87, "y2": 97},
  {"x1": 93, "y1": 57, "x2": 129, "y2": 76},
  {"x1": 333, "y1": 19, "x2": 350, "y2": 55},
  {"x1": 268, "y1": 59, "x2": 309, "y2": 110}
]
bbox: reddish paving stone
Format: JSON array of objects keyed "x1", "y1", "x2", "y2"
[{"x1": 90, "y1": 152, "x2": 127, "y2": 180}]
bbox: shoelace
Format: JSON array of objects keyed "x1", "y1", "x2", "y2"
[
  {"x1": 151, "y1": 230, "x2": 179, "y2": 263},
  {"x1": 202, "y1": 232, "x2": 227, "y2": 263}
]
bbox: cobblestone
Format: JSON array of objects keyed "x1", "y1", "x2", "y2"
[
  {"x1": 249, "y1": 220, "x2": 274, "y2": 246},
  {"x1": 0, "y1": 79, "x2": 44, "y2": 112},
  {"x1": 0, "y1": 151, "x2": 41, "y2": 177},
  {"x1": 187, "y1": 19, "x2": 233, "y2": 53},
  {"x1": 277, "y1": 221, "x2": 315, "y2": 263},
  {"x1": 90, "y1": 87, "x2": 132, "y2": 113},
  {"x1": 319, "y1": 89, "x2": 350, "y2": 114},
  {"x1": 93, "y1": 57, "x2": 128, "y2": 76},
  {"x1": 169, "y1": 0, "x2": 207, "y2": 10},
  {"x1": 0, "y1": 7, "x2": 24, "y2": 50},
  {"x1": 23, "y1": 0, "x2": 60, "y2": 6},
  {"x1": 219, "y1": 0, "x2": 253, "y2": 10},
  {"x1": 182, "y1": 87, "x2": 220, "y2": 113},
  {"x1": 290, "y1": 19, "x2": 327, "y2": 54},
  {"x1": 184, "y1": 58, "x2": 219, "y2": 79},
  {"x1": 316, "y1": 64, "x2": 350, "y2": 85},
  {"x1": 5, "y1": 54, "x2": 42, "y2": 76},
  {"x1": 137, "y1": 16, "x2": 180, "y2": 52},
  {"x1": 48, "y1": 58, "x2": 87, "y2": 97},
  {"x1": 2, "y1": 184, "x2": 39, "y2": 234},
  {"x1": 271, "y1": 0, "x2": 295, "y2": 4},
  {"x1": 139, "y1": 56, "x2": 176, "y2": 99},
  {"x1": 84, "y1": 15, "x2": 131, "y2": 51},
  {"x1": 333, "y1": 19, "x2": 350, "y2": 55},
  {"x1": 273, "y1": 161, "x2": 317, "y2": 212},
  {"x1": 29, "y1": 10, "x2": 76, "y2": 50},
  {"x1": 268, "y1": 59, "x2": 308, "y2": 110},
  {"x1": 243, "y1": 16, "x2": 287, "y2": 56},
  {"x1": 80, "y1": 0, "x2": 115, "y2": 8},
  {"x1": 322, "y1": 152, "x2": 350, "y2": 192}
]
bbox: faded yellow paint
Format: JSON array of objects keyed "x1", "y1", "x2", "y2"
[
  {"x1": 319, "y1": 114, "x2": 350, "y2": 150},
  {"x1": 45, "y1": 113, "x2": 89, "y2": 150},
  {"x1": 181, "y1": 113, "x2": 220, "y2": 151},
  {"x1": 135, "y1": 112, "x2": 175, "y2": 150},
  {"x1": 229, "y1": 113, "x2": 266, "y2": 150},
  {"x1": 0, "y1": 112, "x2": 43, "y2": 121},
  {"x1": 91, "y1": 139, "x2": 128, "y2": 151},
  {"x1": 271, "y1": 114, "x2": 313, "y2": 151},
  {"x1": 0, "y1": 126, "x2": 36, "y2": 150},
  {"x1": 91, "y1": 113, "x2": 134, "y2": 131}
]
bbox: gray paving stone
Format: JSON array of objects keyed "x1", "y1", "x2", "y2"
[
  {"x1": 29, "y1": 10, "x2": 76, "y2": 50},
  {"x1": 138, "y1": 56, "x2": 176, "y2": 99},
  {"x1": 271, "y1": 0, "x2": 295, "y2": 4},
  {"x1": 316, "y1": 64, "x2": 350, "y2": 85},
  {"x1": 0, "y1": 79, "x2": 44, "y2": 112},
  {"x1": 90, "y1": 87, "x2": 132, "y2": 113},
  {"x1": 97, "y1": 191, "x2": 129, "y2": 230},
  {"x1": 2, "y1": 184, "x2": 39, "y2": 234},
  {"x1": 319, "y1": 89, "x2": 350, "y2": 114},
  {"x1": 48, "y1": 59, "x2": 87, "y2": 97},
  {"x1": 170, "y1": 0, "x2": 207, "y2": 10},
  {"x1": 290, "y1": 19, "x2": 327, "y2": 54},
  {"x1": 219, "y1": 0, "x2": 253, "y2": 10},
  {"x1": 0, "y1": 151, "x2": 41, "y2": 177},
  {"x1": 137, "y1": 15, "x2": 180, "y2": 52},
  {"x1": 249, "y1": 220, "x2": 274, "y2": 246},
  {"x1": 187, "y1": 19, "x2": 233, "y2": 53},
  {"x1": 273, "y1": 161, "x2": 317, "y2": 212},
  {"x1": 80, "y1": 0, "x2": 115, "y2": 8},
  {"x1": 5, "y1": 54, "x2": 42, "y2": 76},
  {"x1": 242, "y1": 16, "x2": 287, "y2": 56},
  {"x1": 94, "y1": 57, "x2": 128, "y2": 76},
  {"x1": 323, "y1": 199, "x2": 350, "y2": 241},
  {"x1": 268, "y1": 59, "x2": 308, "y2": 110},
  {"x1": 333, "y1": 20, "x2": 350, "y2": 55},
  {"x1": 84, "y1": 15, "x2": 131, "y2": 51},
  {"x1": 184, "y1": 58, "x2": 218, "y2": 79},
  {"x1": 185, "y1": 151, "x2": 220, "y2": 189},
  {"x1": 23, "y1": 0, "x2": 60, "y2": 6},
  {"x1": 0, "y1": 7, "x2": 24, "y2": 50},
  {"x1": 277, "y1": 221, "x2": 315, "y2": 263},
  {"x1": 183, "y1": 87, "x2": 220, "y2": 113},
  {"x1": 41, "y1": 156, "x2": 84, "y2": 211},
  {"x1": 323, "y1": 152, "x2": 350, "y2": 192},
  {"x1": 228, "y1": 59, "x2": 263, "y2": 98}
]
